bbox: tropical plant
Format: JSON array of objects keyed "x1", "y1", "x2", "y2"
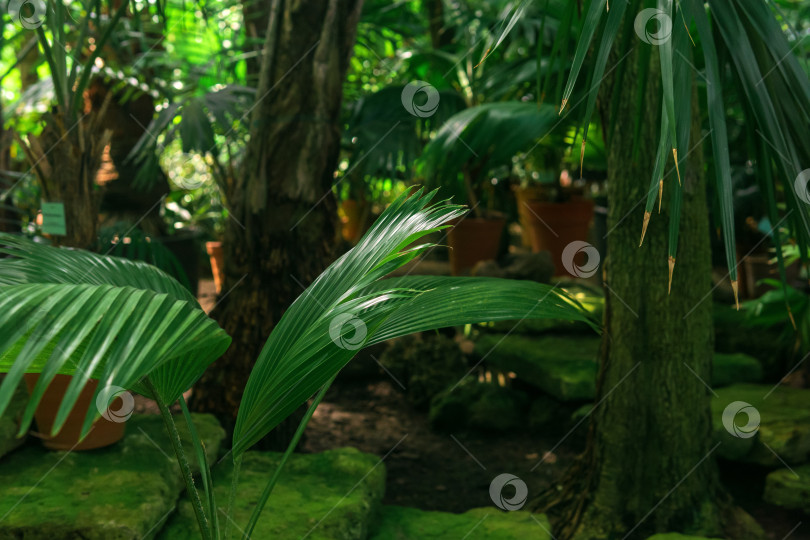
[
  {"x1": 518, "y1": 0, "x2": 810, "y2": 536},
  {"x1": 11, "y1": 0, "x2": 130, "y2": 248},
  {"x1": 0, "y1": 189, "x2": 595, "y2": 539},
  {"x1": 419, "y1": 101, "x2": 569, "y2": 214},
  {"x1": 97, "y1": 223, "x2": 192, "y2": 290},
  {"x1": 559, "y1": 0, "x2": 810, "y2": 302}
]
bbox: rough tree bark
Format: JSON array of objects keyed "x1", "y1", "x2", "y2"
[
  {"x1": 535, "y1": 15, "x2": 761, "y2": 540},
  {"x1": 17, "y1": 109, "x2": 111, "y2": 249},
  {"x1": 191, "y1": 0, "x2": 364, "y2": 446}
]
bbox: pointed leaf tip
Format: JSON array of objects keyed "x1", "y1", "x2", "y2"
[
  {"x1": 731, "y1": 280, "x2": 740, "y2": 310},
  {"x1": 639, "y1": 212, "x2": 651, "y2": 247},
  {"x1": 559, "y1": 99, "x2": 568, "y2": 115},
  {"x1": 668, "y1": 256, "x2": 675, "y2": 294},
  {"x1": 658, "y1": 179, "x2": 663, "y2": 214},
  {"x1": 673, "y1": 148, "x2": 682, "y2": 186}
]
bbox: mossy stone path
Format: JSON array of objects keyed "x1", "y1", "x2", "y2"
[
  {"x1": 159, "y1": 447, "x2": 386, "y2": 540},
  {"x1": 0, "y1": 413, "x2": 224, "y2": 540}
]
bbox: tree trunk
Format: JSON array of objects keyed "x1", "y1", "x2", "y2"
[
  {"x1": 17, "y1": 109, "x2": 111, "y2": 249},
  {"x1": 191, "y1": 0, "x2": 363, "y2": 448},
  {"x1": 537, "y1": 22, "x2": 758, "y2": 539}
]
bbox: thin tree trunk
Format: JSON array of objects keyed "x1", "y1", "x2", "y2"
[
  {"x1": 17, "y1": 109, "x2": 111, "y2": 249},
  {"x1": 191, "y1": 0, "x2": 363, "y2": 449},
  {"x1": 574, "y1": 59, "x2": 722, "y2": 538},
  {"x1": 536, "y1": 19, "x2": 760, "y2": 539}
]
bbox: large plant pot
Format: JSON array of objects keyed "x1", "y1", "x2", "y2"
[
  {"x1": 525, "y1": 199, "x2": 594, "y2": 277},
  {"x1": 23, "y1": 374, "x2": 127, "y2": 451},
  {"x1": 206, "y1": 241, "x2": 225, "y2": 294},
  {"x1": 514, "y1": 185, "x2": 549, "y2": 248},
  {"x1": 339, "y1": 199, "x2": 368, "y2": 244},
  {"x1": 448, "y1": 218, "x2": 506, "y2": 276}
]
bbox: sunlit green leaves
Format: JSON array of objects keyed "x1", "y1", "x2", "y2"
[
  {"x1": 231, "y1": 190, "x2": 595, "y2": 456},
  {"x1": 0, "y1": 235, "x2": 231, "y2": 440}
]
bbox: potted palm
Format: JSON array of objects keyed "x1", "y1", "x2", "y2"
[
  {"x1": 513, "y1": 126, "x2": 605, "y2": 276},
  {"x1": 0, "y1": 190, "x2": 594, "y2": 539},
  {"x1": 419, "y1": 102, "x2": 568, "y2": 275},
  {"x1": 8, "y1": 0, "x2": 130, "y2": 450}
]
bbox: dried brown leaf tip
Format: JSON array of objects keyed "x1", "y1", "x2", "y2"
[
  {"x1": 559, "y1": 99, "x2": 568, "y2": 115},
  {"x1": 668, "y1": 256, "x2": 675, "y2": 294},
  {"x1": 658, "y1": 179, "x2": 663, "y2": 213},
  {"x1": 639, "y1": 211, "x2": 651, "y2": 247},
  {"x1": 731, "y1": 280, "x2": 740, "y2": 310},
  {"x1": 673, "y1": 148, "x2": 682, "y2": 186}
]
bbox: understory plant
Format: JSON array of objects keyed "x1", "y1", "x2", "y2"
[{"x1": 0, "y1": 189, "x2": 594, "y2": 539}]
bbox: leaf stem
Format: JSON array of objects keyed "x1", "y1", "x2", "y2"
[
  {"x1": 223, "y1": 453, "x2": 242, "y2": 540},
  {"x1": 242, "y1": 375, "x2": 337, "y2": 540},
  {"x1": 145, "y1": 378, "x2": 212, "y2": 540}
]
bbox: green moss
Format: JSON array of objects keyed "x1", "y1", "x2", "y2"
[
  {"x1": 763, "y1": 465, "x2": 810, "y2": 513},
  {"x1": 711, "y1": 354, "x2": 762, "y2": 387},
  {"x1": 0, "y1": 413, "x2": 224, "y2": 540},
  {"x1": 477, "y1": 334, "x2": 764, "y2": 402},
  {"x1": 380, "y1": 335, "x2": 468, "y2": 409},
  {"x1": 474, "y1": 334, "x2": 599, "y2": 401},
  {"x1": 429, "y1": 380, "x2": 527, "y2": 432},
  {"x1": 712, "y1": 384, "x2": 810, "y2": 466},
  {"x1": 0, "y1": 383, "x2": 28, "y2": 458},
  {"x1": 159, "y1": 447, "x2": 386, "y2": 540},
  {"x1": 369, "y1": 506, "x2": 552, "y2": 539}
]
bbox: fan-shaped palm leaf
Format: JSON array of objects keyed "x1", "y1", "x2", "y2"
[
  {"x1": 231, "y1": 189, "x2": 595, "y2": 455},
  {"x1": 0, "y1": 236, "x2": 230, "y2": 439},
  {"x1": 418, "y1": 102, "x2": 567, "y2": 194}
]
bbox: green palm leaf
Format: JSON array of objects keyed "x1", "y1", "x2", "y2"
[
  {"x1": 0, "y1": 236, "x2": 230, "y2": 440},
  {"x1": 686, "y1": 0, "x2": 737, "y2": 299},
  {"x1": 559, "y1": 0, "x2": 607, "y2": 114},
  {"x1": 418, "y1": 102, "x2": 565, "y2": 198},
  {"x1": 231, "y1": 190, "x2": 595, "y2": 456}
]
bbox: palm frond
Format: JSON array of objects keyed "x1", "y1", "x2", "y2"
[
  {"x1": 0, "y1": 235, "x2": 230, "y2": 440},
  {"x1": 231, "y1": 189, "x2": 596, "y2": 456},
  {"x1": 418, "y1": 102, "x2": 565, "y2": 192}
]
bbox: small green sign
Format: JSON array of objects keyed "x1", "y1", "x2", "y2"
[{"x1": 41, "y1": 202, "x2": 67, "y2": 236}]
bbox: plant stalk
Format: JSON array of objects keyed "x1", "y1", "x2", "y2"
[
  {"x1": 145, "y1": 378, "x2": 212, "y2": 540},
  {"x1": 242, "y1": 375, "x2": 337, "y2": 539},
  {"x1": 223, "y1": 453, "x2": 242, "y2": 540}
]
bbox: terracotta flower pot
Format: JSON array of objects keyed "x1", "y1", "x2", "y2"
[
  {"x1": 447, "y1": 217, "x2": 506, "y2": 276},
  {"x1": 206, "y1": 241, "x2": 224, "y2": 294},
  {"x1": 525, "y1": 199, "x2": 594, "y2": 277},
  {"x1": 513, "y1": 185, "x2": 548, "y2": 248},
  {"x1": 23, "y1": 374, "x2": 128, "y2": 451}
]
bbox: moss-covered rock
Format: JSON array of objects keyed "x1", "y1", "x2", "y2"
[
  {"x1": 714, "y1": 303, "x2": 788, "y2": 377},
  {"x1": 159, "y1": 447, "x2": 386, "y2": 540},
  {"x1": 429, "y1": 380, "x2": 527, "y2": 432},
  {"x1": 369, "y1": 506, "x2": 552, "y2": 539},
  {"x1": 0, "y1": 413, "x2": 224, "y2": 540},
  {"x1": 0, "y1": 382, "x2": 28, "y2": 459},
  {"x1": 475, "y1": 334, "x2": 599, "y2": 401},
  {"x1": 477, "y1": 334, "x2": 764, "y2": 402},
  {"x1": 763, "y1": 465, "x2": 810, "y2": 514},
  {"x1": 379, "y1": 334, "x2": 468, "y2": 410},
  {"x1": 711, "y1": 353, "x2": 762, "y2": 387},
  {"x1": 712, "y1": 384, "x2": 810, "y2": 466}
]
